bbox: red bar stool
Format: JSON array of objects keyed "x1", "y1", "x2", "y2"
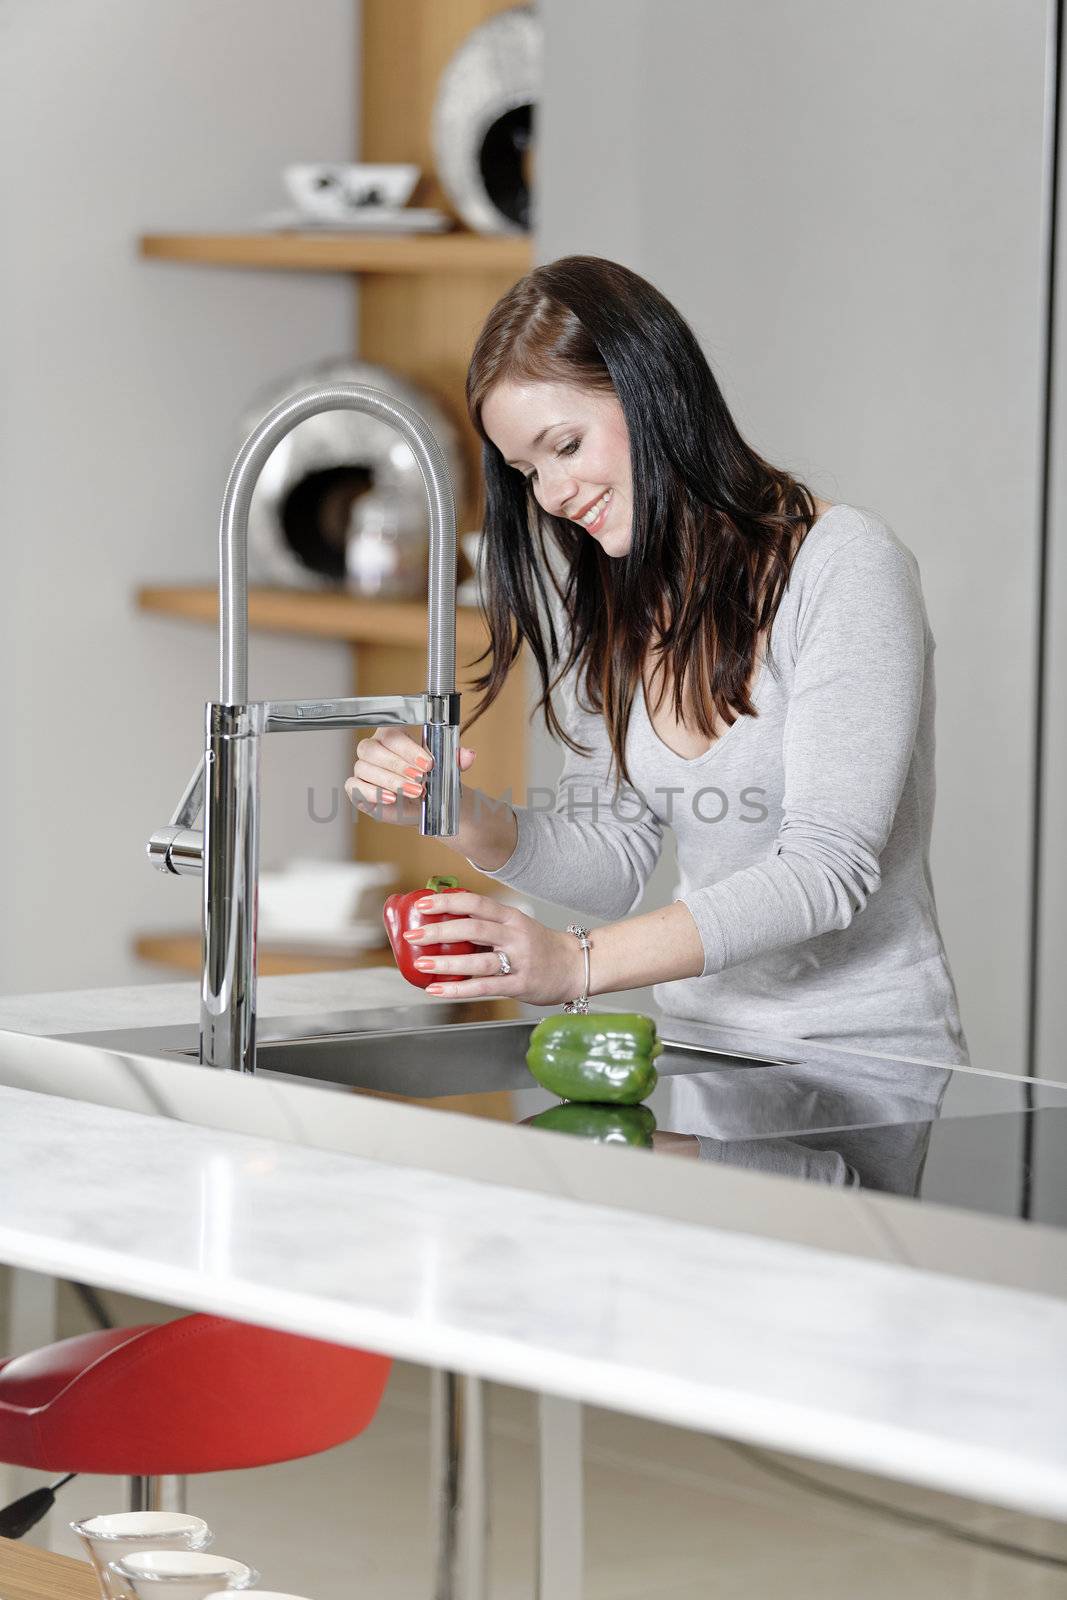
[
  {"x1": 0, "y1": 1317, "x2": 493, "y2": 1597},
  {"x1": 0, "y1": 1313, "x2": 392, "y2": 1515}
]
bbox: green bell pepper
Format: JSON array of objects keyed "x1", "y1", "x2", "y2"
[
  {"x1": 525, "y1": 1013, "x2": 663, "y2": 1105},
  {"x1": 530, "y1": 1101, "x2": 657, "y2": 1147}
]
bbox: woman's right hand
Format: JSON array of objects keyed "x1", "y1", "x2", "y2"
[{"x1": 345, "y1": 728, "x2": 477, "y2": 826}]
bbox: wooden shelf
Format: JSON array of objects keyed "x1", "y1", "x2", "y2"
[
  {"x1": 137, "y1": 585, "x2": 492, "y2": 655},
  {"x1": 139, "y1": 230, "x2": 532, "y2": 276},
  {"x1": 135, "y1": 932, "x2": 395, "y2": 977}
]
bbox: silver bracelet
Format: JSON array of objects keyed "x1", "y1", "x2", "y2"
[{"x1": 563, "y1": 924, "x2": 592, "y2": 1014}]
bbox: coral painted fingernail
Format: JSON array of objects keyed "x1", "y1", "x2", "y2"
[
  {"x1": 402, "y1": 783, "x2": 423, "y2": 798},
  {"x1": 415, "y1": 898, "x2": 434, "y2": 910},
  {"x1": 426, "y1": 984, "x2": 445, "y2": 994},
  {"x1": 404, "y1": 766, "x2": 423, "y2": 779},
  {"x1": 403, "y1": 930, "x2": 425, "y2": 942},
  {"x1": 414, "y1": 958, "x2": 435, "y2": 971}
]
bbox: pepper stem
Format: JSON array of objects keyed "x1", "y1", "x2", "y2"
[{"x1": 425, "y1": 874, "x2": 460, "y2": 891}]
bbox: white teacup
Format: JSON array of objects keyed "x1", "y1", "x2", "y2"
[
  {"x1": 110, "y1": 1549, "x2": 258, "y2": 1600},
  {"x1": 71, "y1": 1514, "x2": 212, "y2": 1599}
]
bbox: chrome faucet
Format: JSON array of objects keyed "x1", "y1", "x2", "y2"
[{"x1": 147, "y1": 385, "x2": 461, "y2": 1074}]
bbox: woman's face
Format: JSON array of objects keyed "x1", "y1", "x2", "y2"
[{"x1": 481, "y1": 379, "x2": 633, "y2": 557}]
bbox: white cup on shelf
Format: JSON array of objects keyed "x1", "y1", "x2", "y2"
[
  {"x1": 109, "y1": 1549, "x2": 258, "y2": 1599},
  {"x1": 71, "y1": 1513, "x2": 212, "y2": 1599},
  {"x1": 283, "y1": 161, "x2": 420, "y2": 219}
]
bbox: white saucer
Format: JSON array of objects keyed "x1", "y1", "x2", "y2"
[{"x1": 256, "y1": 208, "x2": 452, "y2": 234}]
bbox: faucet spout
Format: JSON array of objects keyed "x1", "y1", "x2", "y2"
[
  {"x1": 150, "y1": 384, "x2": 463, "y2": 1072},
  {"x1": 219, "y1": 384, "x2": 457, "y2": 703},
  {"x1": 219, "y1": 383, "x2": 459, "y2": 840}
]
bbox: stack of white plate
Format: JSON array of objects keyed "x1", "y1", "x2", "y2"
[{"x1": 258, "y1": 859, "x2": 396, "y2": 951}]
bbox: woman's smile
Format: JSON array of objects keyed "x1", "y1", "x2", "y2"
[{"x1": 574, "y1": 486, "x2": 613, "y2": 533}]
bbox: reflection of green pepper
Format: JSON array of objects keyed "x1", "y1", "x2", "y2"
[
  {"x1": 526, "y1": 1013, "x2": 662, "y2": 1105},
  {"x1": 531, "y1": 1102, "x2": 656, "y2": 1147}
]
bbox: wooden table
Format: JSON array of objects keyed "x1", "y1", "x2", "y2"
[{"x1": 0, "y1": 1537, "x2": 98, "y2": 1599}]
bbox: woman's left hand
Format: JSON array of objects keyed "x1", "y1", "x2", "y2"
[{"x1": 401, "y1": 891, "x2": 582, "y2": 1006}]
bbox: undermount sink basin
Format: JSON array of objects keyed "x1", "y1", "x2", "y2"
[
  {"x1": 59, "y1": 1003, "x2": 792, "y2": 1102},
  {"x1": 254, "y1": 1017, "x2": 545, "y2": 1097}
]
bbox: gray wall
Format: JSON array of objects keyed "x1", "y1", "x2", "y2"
[
  {"x1": 0, "y1": 0, "x2": 359, "y2": 993},
  {"x1": 1039, "y1": 30, "x2": 1067, "y2": 1086},
  {"x1": 535, "y1": 0, "x2": 1053, "y2": 1074}
]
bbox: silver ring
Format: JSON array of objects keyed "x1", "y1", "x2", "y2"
[{"x1": 497, "y1": 950, "x2": 512, "y2": 976}]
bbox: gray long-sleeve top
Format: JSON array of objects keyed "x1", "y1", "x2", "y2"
[{"x1": 473, "y1": 505, "x2": 970, "y2": 1066}]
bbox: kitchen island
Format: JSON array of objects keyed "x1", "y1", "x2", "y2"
[{"x1": 0, "y1": 967, "x2": 1065, "y2": 1535}]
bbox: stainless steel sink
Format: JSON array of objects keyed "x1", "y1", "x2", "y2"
[
  {"x1": 254, "y1": 1017, "x2": 541, "y2": 1096},
  {"x1": 58, "y1": 1003, "x2": 793, "y2": 1102}
]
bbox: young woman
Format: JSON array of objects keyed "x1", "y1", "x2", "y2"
[{"x1": 346, "y1": 256, "x2": 969, "y2": 1066}]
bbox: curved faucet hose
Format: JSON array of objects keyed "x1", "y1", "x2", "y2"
[{"x1": 218, "y1": 384, "x2": 457, "y2": 703}]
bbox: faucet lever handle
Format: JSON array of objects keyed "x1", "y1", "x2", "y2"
[{"x1": 170, "y1": 757, "x2": 205, "y2": 828}]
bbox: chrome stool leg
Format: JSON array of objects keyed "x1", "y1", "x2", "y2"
[
  {"x1": 430, "y1": 1370, "x2": 488, "y2": 1600},
  {"x1": 537, "y1": 1394, "x2": 583, "y2": 1600},
  {"x1": 128, "y1": 1476, "x2": 187, "y2": 1513}
]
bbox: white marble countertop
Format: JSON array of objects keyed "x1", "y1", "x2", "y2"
[
  {"x1": 0, "y1": 968, "x2": 428, "y2": 1037},
  {"x1": 1, "y1": 971, "x2": 1065, "y2": 1520}
]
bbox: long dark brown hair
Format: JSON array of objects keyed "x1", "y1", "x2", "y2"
[{"x1": 465, "y1": 255, "x2": 818, "y2": 787}]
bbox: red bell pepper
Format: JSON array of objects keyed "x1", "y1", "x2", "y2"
[{"x1": 383, "y1": 874, "x2": 485, "y2": 989}]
